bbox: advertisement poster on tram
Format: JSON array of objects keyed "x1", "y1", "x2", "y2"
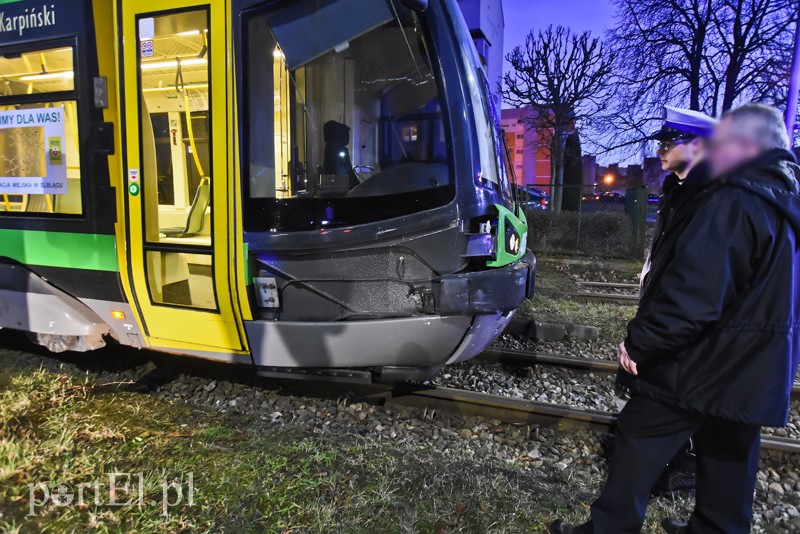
[{"x1": 0, "y1": 105, "x2": 67, "y2": 195}]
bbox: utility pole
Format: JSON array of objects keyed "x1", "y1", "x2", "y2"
[{"x1": 787, "y1": 1, "x2": 800, "y2": 141}]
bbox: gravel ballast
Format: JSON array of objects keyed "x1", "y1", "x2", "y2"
[{"x1": 150, "y1": 357, "x2": 800, "y2": 532}]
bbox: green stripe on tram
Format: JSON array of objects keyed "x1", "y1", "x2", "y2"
[
  {"x1": 0, "y1": 0, "x2": 25, "y2": 4},
  {"x1": 0, "y1": 229, "x2": 119, "y2": 272}
]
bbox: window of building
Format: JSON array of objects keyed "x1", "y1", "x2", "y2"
[
  {"x1": 516, "y1": 134, "x2": 524, "y2": 139},
  {"x1": 401, "y1": 125, "x2": 419, "y2": 143},
  {"x1": 0, "y1": 46, "x2": 82, "y2": 215}
]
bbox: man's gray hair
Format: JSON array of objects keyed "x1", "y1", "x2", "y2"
[{"x1": 722, "y1": 103, "x2": 790, "y2": 151}]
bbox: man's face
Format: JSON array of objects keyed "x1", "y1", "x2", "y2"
[
  {"x1": 657, "y1": 139, "x2": 695, "y2": 175},
  {"x1": 708, "y1": 117, "x2": 762, "y2": 178}
]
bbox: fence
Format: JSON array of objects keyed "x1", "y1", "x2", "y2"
[{"x1": 518, "y1": 184, "x2": 652, "y2": 260}]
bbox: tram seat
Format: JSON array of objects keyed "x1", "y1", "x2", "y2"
[
  {"x1": 160, "y1": 178, "x2": 211, "y2": 238},
  {"x1": 7, "y1": 194, "x2": 28, "y2": 212},
  {"x1": 26, "y1": 194, "x2": 52, "y2": 213}
]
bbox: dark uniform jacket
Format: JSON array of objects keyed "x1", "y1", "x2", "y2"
[
  {"x1": 641, "y1": 162, "x2": 711, "y2": 286},
  {"x1": 621, "y1": 149, "x2": 800, "y2": 427}
]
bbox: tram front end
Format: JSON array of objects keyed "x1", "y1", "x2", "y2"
[{"x1": 234, "y1": 0, "x2": 535, "y2": 381}]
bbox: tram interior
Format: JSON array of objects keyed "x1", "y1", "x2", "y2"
[
  {"x1": 245, "y1": 0, "x2": 449, "y2": 204},
  {"x1": 0, "y1": 47, "x2": 82, "y2": 215}
]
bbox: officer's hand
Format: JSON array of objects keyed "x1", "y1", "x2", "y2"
[{"x1": 618, "y1": 342, "x2": 638, "y2": 376}]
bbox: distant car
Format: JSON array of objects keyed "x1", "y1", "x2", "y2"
[
  {"x1": 595, "y1": 192, "x2": 626, "y2": 203},
  {"x1": 648, "y1": 194, "x2": 661, "y2": 204},
  {"x1": 516, "y1": 186, "x2": 550, "y2": 210}
]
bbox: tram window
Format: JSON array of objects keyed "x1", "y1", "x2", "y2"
[
  {"x1": 180, "y1": 113, "x2": 210, "y2": 206},
  {"x1": 0, "y1": 45, "x2": 83, "y2": 216},
  {"x1": 150, "y1": 113, "x2": 175, "y2": 205},
  {"x1": 0, "y1": 47, "x2": 74, "y2": 96},
  {"x1": 149, "y1": 112, "x2": 210, "y2": 207},
  {"x1": 138, "y1": 10, "x2": 212, "y2": 246},
  {"x1": 242, "y1": 1, "x2": 454, "y2": 231},
  {"x1": 145, "y1": 250, "x2": 216, "y2": 310}
]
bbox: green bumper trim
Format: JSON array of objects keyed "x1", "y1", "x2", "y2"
[
  {"x1": 487, "y1": 204, "x2": 529, "y2": 268},
  {"x1": 0, "y1": 229, "x2": 119, "y2": 272}
]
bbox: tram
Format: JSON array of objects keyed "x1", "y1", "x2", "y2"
[{"x1": 0, "y1": 0, "x2": 534, "y2": 381}]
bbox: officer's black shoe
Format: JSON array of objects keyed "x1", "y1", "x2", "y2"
[
  {"x1": 547, "y1": 519, "x2": 593, "y2": 533},
  {"x1": 660, "y1": 517, "x2": 688, "y2": 533}
]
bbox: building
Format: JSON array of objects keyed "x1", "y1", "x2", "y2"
[
  {"x1": 594, "y1": 162, "x2": 649, "y2": 192},
  {"x1": 625, "y1": 164, "x2": 644, "y2": 187},
  {"x1": 501, "y1": 106, "x2": 600, "y2": 193},
  {"x1": 500, "y1": 106, "x2": 552, "y2": 187},
  {"x1": 582, "y1": 155, "x2": 597, "y2": 191},
  {"x1": 643, "y1": 157, "x2": 667, "y2": 193},
  {"x1": 457, "y1": 0, "x2": 505, "y2": 98}
]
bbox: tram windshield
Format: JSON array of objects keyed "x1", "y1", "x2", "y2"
[{"x1": 242, "y1": 0, "x2": 453, "y2": 232}]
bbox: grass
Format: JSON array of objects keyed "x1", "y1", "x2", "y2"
[
  {"x1": 0, "y1": 350, "x2": 708, "y2": 534},
  {"x1": 511, "y1": 254, "x2": 643, "y2": 345},
  {"x1": 0, "y1": 347, "x2": 711, "y2": 533},
  {"x1": 0, "y1": 351, "x2": 591, "y2": 533},
  {"x1": 517, "y1": 294, "x2": 638, "y2": 345}
]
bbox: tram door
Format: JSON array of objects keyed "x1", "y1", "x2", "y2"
[{"x1": 119, "y1": 0, "x2": 245, "y2": 352}]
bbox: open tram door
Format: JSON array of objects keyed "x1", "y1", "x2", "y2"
[{"x1": 118, "y1": 0, "x2": 248, "y2": 357}]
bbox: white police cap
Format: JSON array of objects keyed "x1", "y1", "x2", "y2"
[
  {"x1": 663, "y1": 106, "x2": 718, "y2": 138},
  {"x1": 648, "y1": 106, "x2": 718, "y2": 141}
]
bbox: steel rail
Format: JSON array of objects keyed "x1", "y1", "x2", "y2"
[
  {"x1": 481, "y1": 347, "x2": 800, "y2": 397},
  {"x1": 577, "y1": 281, "x2": 640, "y2": 290},
  {"x1": 387, "y1": 385, "x2": 616, "y2": 433},
  {"x1": 569, "y1": 292, "x2": 640, "y2": 303},
  {"x1": 481, "y1": 347, "x2": 618, "y2": 372},
  {"x1": 385, "y1": 385, "x2": 800, "y2": 455}
]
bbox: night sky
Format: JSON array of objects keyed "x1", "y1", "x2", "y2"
[{"x1": 502, "y1": 0, "x2": 615, "y2": 71}]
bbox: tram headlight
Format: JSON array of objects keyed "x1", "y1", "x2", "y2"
[{"x1": 505, "y1": 224, "x2": 521, "y2": 256}]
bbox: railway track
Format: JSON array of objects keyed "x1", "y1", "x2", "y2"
[
  {"x1": 480, "y1": 347, "x2": 800, "y2": 397},
  {"x1": 569, "y1": 280, "x2": 640, "y2": 303},
  {"x1": 481, "y1": 347, "x2": 618, "y2": 373},
  {"x1": 384, "y1": 385, "x2": 800, "y2": 455},
  {"x1": 578, "y1": 281, "x2": 639, "y2": 290},
  {"x1": 569, "y1": 292, "x2": 640, "y2": 303},
  {"x1": 5, "y1": 327, "x2": 797, "y2": 456}
]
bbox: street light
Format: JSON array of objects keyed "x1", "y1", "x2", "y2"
[{"x1": 603, "y1": 174, "x2": 614, "y2": 186}]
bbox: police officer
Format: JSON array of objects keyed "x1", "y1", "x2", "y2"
[
  {"x1": 550, "y1": 109, "x2": 718, "y2": 534},
  {"x1": 551, "y1": 109, "x2": 718, "y2": 534},
  {"x1": 549, "y1": 105, "x2": 800, "y2": 534},
  {"x1": 552, "y1": 103, "x2": 800, "y2": 532},
  {"x1": 641, "y1": 106, "x2": 717, "y2": 291},
  {"x1": 652, "y1": 106, "x2": 717, "y2": 190}
]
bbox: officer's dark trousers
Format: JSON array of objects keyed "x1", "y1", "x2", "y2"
[{"x1": 589, "y1": 395, "x2": 761, "y2": 534}]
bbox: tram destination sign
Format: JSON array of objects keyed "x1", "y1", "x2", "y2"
[
  {"x1": 0, "y1": 106, "x2": 67, "y2": 195},
  {"x1": 0, "y1": 3, "x2": 57, "y2": 38}
]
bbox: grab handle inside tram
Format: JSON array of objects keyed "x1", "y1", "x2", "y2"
[{"x1": 173, "y1": 56, "x2": 209, "y2": 183}]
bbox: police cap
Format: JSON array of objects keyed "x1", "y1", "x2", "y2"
[{"x1": 648, "y1": 106, "x2": 718, "y2": 142}]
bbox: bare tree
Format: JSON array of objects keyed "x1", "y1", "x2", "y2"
[
  {"x1": 610, "y1": 0, "x2": 714, "y2": 111},
  {"x1": 592, "y1": 0, "x2": 795, "y2": 158},
  {"x1": 502, "y1": 26, "x2": 615, "y2": 211},
  {"x1": 710, "y1": 0, "x2": 796, "y2": 110}
]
